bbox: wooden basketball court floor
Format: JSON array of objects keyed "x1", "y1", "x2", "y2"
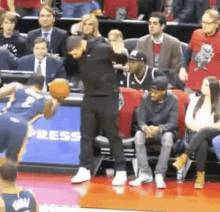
[{"x1": 16, "y1": 171, "x2": 220, "y2": 212}]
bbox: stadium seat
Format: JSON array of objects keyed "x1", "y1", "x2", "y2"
[
  {"x1": 94, "y1": 87, "x2": 144, "y2": 176},
  {"x1": 124, "y1": 38, "x2": 138, "y2": 53},
  {"x1": 94, "y1": 89, "x2": 189, "y2": 178}
]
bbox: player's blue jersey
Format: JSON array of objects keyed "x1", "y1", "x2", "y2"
[
  {"x1": 6, "y1": 85, "x2": 45, "y2": 121},
  {"x1": 1, "y1": 188, "x2": 37, "y2": 212}
]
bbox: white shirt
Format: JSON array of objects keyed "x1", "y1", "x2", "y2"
[
  {"x1": 152, "y1": 33, "x2": 164, "y2": 44},
  {"x1": 41, "y1": 28, "x2": 53, "y2": 44},
  {"x1": 34, "y1": 56, "x2": 47, "y2": 91},
  {"x1": 185, "y1": 96, "x2": 214, "y2": 131}
]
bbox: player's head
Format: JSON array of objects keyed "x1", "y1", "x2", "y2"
[
  {"x1": 28, "y1": 74, "x2": 44, "y2": 91},
  {"x1": 67, "y1": 35, "x2": 87, "y2": 59},
  {"x1": 128, "y1": 50, "x2": 147, "y2": 74},
  {"x1": 0, "y1": 160, "x2": 17, "y2": 184},
  {"x1": 108, "y1": 29, "x2": 123, "y2": 48},
  {"x1": 202, "y1": 9, "x2": 220, "y2": 36}
]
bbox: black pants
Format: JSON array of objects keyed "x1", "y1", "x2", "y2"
[
  {"x1": 80, "y1": 93, "x2": 126, "y2": 171},
  {"x1": 186, "y1": 128, "x2": 220, "y2": 172}
]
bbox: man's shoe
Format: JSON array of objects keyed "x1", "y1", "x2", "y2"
[
  {"x1": 194, "y1": 172, "x2": 205, "y2": 189},
  {"x1": 173, "y1": 153, "x2": 188, "y2": 170},
  {"x1": 129, "y1": 174, "x2": 153, "y2": 187},
  {"x1": 155, "y1": 174, "x2": 166, "y2": 189},
  {"x1": 112, "y1": 171, "x2": 127, "y2": 186},
  {"x1": 71, "y1": 167, "x2": 91, "y2": 184}
]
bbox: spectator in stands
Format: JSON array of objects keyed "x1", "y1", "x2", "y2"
[
  {"x1": 61, "y1": 0, "x2": 101, "y2": 18},
  {"x1": 27, "y1": 6, "x2": 68, "y2": 57},
  {"x1": 0, "y1": 12, "x2": 28, "y2": 57},
  {"x1": 17, "y1": 37, "x2": 66, "y2": 91},
  {"x1": 108, "y1": 29, "x2": 128, "y2": 87},
  {"x1": 179, "y1": 9, "x2": 220, "y2": 93},
  {"x1": 129, "y1": 75, "x2": 178, "y2": 188},
  {"x1": 12, "y1": 0, "x2": 51, "y2": 17},
  {"x1": 103, "y1": 0, "x2": 138, "y2": 20},
  {"x1": 0, "y1": 160, "x2": 39, "y2": 212},
  {"x1": 0, "y1": 46, "x2": 18, "y2": 70},
  {"x1": 79, "y1": 13, "x2": 104, "y2": 39},
  {"x1": 173, "y1": 0, "x2": 187, "y2": 22},
  {"x1": 127, "y1": 50, "x2": 164, "y2": 90},
  {"x1": 175, "y1": 0, "x2": 220, "y2": 23},
  {"x1": 136, "y1": 12, "x2": 183, "y2": 89},
  {"x1": 173, "y1": 76, "x2": 220, "y2": 189}
]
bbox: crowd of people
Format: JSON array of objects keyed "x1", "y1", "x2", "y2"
[
  {"x1": 0, "y1": 0, "x2": 220, "y2": 22},
  {"x1": 0, "y1": 4, "x2": 219, "y2": 211}
]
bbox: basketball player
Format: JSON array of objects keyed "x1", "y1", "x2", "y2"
[
  {"x1": 0, "y1": 160, "x2": 39, "y2": 212},
  {"x1": 68, "y1": 35, "x2": 127, "y2": 186},
  {"x1": 0, "y1": 74, "x2": 60, "y2": 164}
]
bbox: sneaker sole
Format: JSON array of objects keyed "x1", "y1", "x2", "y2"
[
  {"x1": 71, "y1": 178, "x2": 91, "y2": 184},
  {"x1": 129, "y1": 179, "x2": 153, "y2": 187}
]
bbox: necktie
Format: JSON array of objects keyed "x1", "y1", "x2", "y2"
[
  {"x1": 36, "y1": 60, "x2": 42, "y2": 76},
  {"x1": 43, "y1": 32, "x2": 49, "y2": 38}
]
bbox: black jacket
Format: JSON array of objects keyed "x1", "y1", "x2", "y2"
[
  {"x1": 0, "y1": 30, "x2": 28, "y2": 57},
  {"x1": 27, "y1": 27, "x2": 68, "y2": 56},
  {"x1": 138, "y1": 91, "x2": 178, "y2": 133},
  {"x1": 78, "y1": 38, "x2": 127, "y2": 96}
]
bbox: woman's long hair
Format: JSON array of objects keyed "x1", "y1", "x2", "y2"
[
  {"x1": 193, "y1": 76, "x2": 220, "y2": 123},
  {"x1": 80, "y1": 13, "x2": 101, "y2": 38}
]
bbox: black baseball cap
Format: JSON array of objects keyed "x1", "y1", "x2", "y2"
[
  {"x1": 151, "y1": 76, "x2": 169, "y2": 90},
  {"x1": 129, "y1": 50, "x2": 147, "y2": 62}
]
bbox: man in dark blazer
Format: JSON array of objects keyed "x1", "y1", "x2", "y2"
[
  {"x1": 27, "y1": 6, "x2": 68, "y2": 57},
  {"x1": 176, "y1": 0, "x2": 220, "y2": 23},
  {"x1": 17, "y1": 37, "x2": 66, "y2": 91}
]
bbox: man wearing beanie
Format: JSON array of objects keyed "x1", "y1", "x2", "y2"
[{"x1": 129, "y1": 75, "x2": 178, "y2": 188}]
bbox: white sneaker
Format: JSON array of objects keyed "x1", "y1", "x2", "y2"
[
  {"x1": 112, "y1": 171, "x2": 127, "y2": 186},
  {"x1": 155, "y1": 174, "x2": 166, "y2": 189},
  {"x1": 129, "y1": 174, "x2": 153, "y2": 187},
  {"x1": 71, "y1": 167, "x2": 91, "y2": 184}
]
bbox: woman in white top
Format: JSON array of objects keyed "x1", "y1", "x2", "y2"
[{"x1": 173, "y1": 76, "x2": 220, "y2": 189}]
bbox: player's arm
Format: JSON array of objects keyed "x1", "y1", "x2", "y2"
[
  {"x1": 43, "y1": 98, "x2": 60, "y2": 120},
  {"x1": 0, "y1": 82, "x2": 18, "y2": 100}
]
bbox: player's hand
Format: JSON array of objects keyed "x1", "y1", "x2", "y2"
[{"x1": 179, "y1": 67, "x2": 188, "y2": 82}]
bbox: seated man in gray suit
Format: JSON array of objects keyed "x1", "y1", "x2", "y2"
[
  {"x1": 17, "y1": 37, "x2": 66, "y2": 91},
  {"x1": 136, "y1": 12, "x2": 183, "y2": 89},
  {"x1": 27, "y1": 6, "x2": 68, "y2": 57}
]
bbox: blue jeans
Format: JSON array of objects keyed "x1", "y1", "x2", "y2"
[
  {"x1": 212, "y1": 135, "x2": 220, "y2": 161},
  {"x1": 61, "y1": 2, "x2": 95, "y2": 18},
  {"x1": 16, "y1": 6, "x2": 40, "y2": 17}
]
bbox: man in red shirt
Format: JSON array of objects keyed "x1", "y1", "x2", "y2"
[
  {"x1": 103, "y1": 0, "x2": 138, "y2": 19},
  {"x1": 179, "y1": 9, "x2": 220, "y2": 92}
]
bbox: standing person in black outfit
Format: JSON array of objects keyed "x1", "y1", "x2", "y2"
[{"x1": 69, "y1": 35, "x2": 127, "y2": 186}]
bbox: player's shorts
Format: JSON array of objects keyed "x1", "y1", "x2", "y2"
[{"x1": 0, "y1": 113, "x2": 28, "y2": 161}]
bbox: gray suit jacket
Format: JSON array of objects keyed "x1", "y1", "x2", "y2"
[{"x1": 136, "y1": 33, "x2": 182, "y2": 71}]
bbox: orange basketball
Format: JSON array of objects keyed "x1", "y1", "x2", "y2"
[{"x1": 49, "y1": 78, "x2": 70, "y2": 101}]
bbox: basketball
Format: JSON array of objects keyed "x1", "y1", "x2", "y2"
[{"x1": 49, "y1": 79, "x2": 70, "y2": 101}]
